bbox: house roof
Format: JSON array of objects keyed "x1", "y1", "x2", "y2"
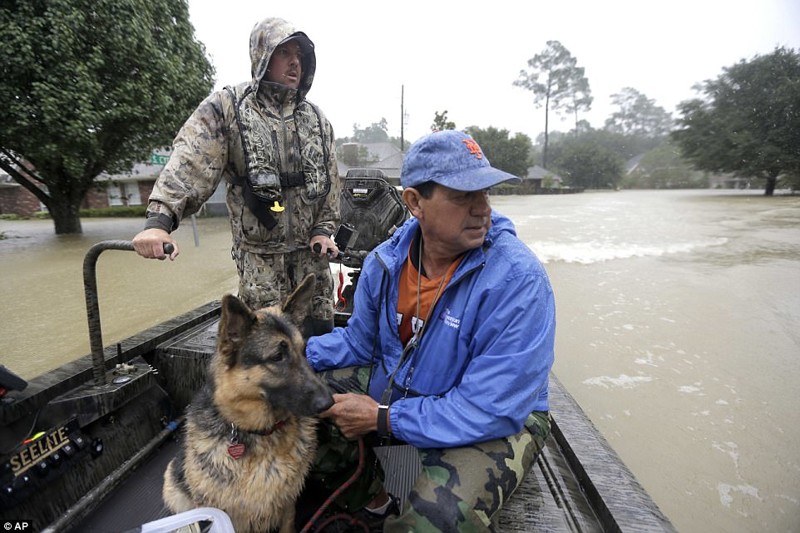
[
  {"x1": 337, "y1": 141, "x2": 404, "y2": 179},
  {"x1": 99, "y1": 150, "x2": 170, "y2": 182},
  {"x1": 626, "y1": 154, "x2": 646, "y2": 174},
  {"x1": 362, "y1": 142, "x2": 402, "y2": 162},
  {"x1": 525, "y1": 165, "x2": 564, "y2": 182}
]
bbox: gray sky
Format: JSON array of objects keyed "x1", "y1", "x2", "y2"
[{"x1": 187, "y1": 0, "x2": 800, "y2": 145}]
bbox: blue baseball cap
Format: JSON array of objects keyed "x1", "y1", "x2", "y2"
[{"x1": 400, "y1": 130, "x2": 521, "y2": 191}]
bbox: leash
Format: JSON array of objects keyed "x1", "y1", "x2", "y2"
[
  {"x1": 300, "y1": 435, "x2": 369, "y2": 533},
  {"x1": 335, "y1": 265, "x2": 347, "y2": 311}
]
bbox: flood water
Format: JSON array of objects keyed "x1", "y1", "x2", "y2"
[
  {"x1": 2, "y1": 189, "x2": 799, "y2": 532},
  {"x1": 0, "y1": 216, "x2": 239, "y2": 378}
]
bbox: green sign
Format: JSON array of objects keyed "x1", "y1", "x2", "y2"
[{"x1": 150, "y1": 154, "x2": 169, "y2": 165}]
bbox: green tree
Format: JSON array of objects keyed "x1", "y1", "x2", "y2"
[
  {"x1": 336, "y1": 143, "x2": 377, "y2": 167},
  {"x1": 386, "y1": 135, "x2": 410, "y2": 153},
  {"x1": 0, "y1": 0, "x2": 214, "y2": 234},
  {"x1": 780, "y1": 172, "x2": 800, "y2": 192},
  {"x1": 514, "y1": 40, "x2": 590, "y2": 168},
  {"x1": 583, "y1": 129, "x2": 661, "y2": 161},
  {"x1": 551, "y1": 140, "x2": 624, "y2": 189},
  {"x1": 350, "y1": 119, "x2": 390, "y2": 143},
  {"x1": 546, "y1": 128, "x2": 658, "y2": 170},
  {"x1": 465, "y1": 126, "x2": 532, "y2": 178},
  {"x1": 431, "y1": 110, "x2": 457, "y2": 132},
  {"x1": 336, "y1": 118, "x2": 409, "y2": 163},
  {"x1": 622, "y1": 140, "x2": 709, "y2": 189},
  {"x1": 604, "y1": 87, "x2": 673, "y2": 138},
  {"x1": 566, "y1": 68, "x2": 593, "y2": 134},
  {"x1": 671, "y1": 47, "x2": 800, "y2": 196}
]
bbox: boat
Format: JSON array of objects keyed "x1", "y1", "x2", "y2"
[{"x1": 0, "y1": 172, "x2": 676, "y2": 532}]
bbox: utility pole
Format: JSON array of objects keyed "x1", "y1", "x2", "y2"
[{"x1": 400, "y1": 85, "x2": 404, "y2": 153}]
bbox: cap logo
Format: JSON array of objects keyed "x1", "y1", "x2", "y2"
[{"x1": 462, "y1": 139, "x2": 483, "y2": 159}]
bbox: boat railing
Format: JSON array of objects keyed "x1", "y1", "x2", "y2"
[{"x1": 82, "y1": 240, "x2": 173, "y2": 386}]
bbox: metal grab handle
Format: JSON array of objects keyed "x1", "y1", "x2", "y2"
[
  {"x1": 83, "y1": 240, "x2": 173, "y2": 386},
  {"x1": 312, "y1": 242, "x2": 343, "y2": 260},
  {"x1": 312, "y1": 243, "x2": 373, "y2": 261}
]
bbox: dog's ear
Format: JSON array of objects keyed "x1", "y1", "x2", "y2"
[
  {"x1": 218, "y1": 294, "x2": 256, "y2": 366},
  {"x1": 282, "y1": 273, "x2": 316, "y2": 327}
]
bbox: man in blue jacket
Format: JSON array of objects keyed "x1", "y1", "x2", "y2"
[{"x1": 306, "y1": 130, "x2": 556, "y2": 531}]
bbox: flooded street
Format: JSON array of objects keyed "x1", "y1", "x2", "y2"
[
  {"x1": 501, "y1": 190, "x2": 800, "y2": 533},
  {"x1": 0, "y1": 216, "x2": 239, "y2": 379},
  {"x1": 2, "y1": 189, "x2": 799, "y2": 532}
]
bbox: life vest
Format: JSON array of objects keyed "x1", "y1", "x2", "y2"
[{"x1": 225, "y1": 84, "x2": 331, "y2": 230}]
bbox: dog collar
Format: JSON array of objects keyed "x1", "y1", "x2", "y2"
[
  {"x1": 227, "y1": 419, "x2": 288, "y2": 460},
  {"x1": 247, "y1": 418, "x2": 287, "y2": 436},
  {"x1": 231, "y1": 419, "x2": 288, "y2": 438}
]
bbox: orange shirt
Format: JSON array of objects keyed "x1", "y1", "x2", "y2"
[{"x1": 397, "y1": 251, "x2": 462, "y2": 346}]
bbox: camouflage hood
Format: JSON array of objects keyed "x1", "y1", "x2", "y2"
[{"x1": 249, "y1": 17, "x2": 316, "y2": 98}]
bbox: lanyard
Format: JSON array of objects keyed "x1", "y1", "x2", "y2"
[{"x1": 380, "y1": 237, "x2": 447, "y2": 405}]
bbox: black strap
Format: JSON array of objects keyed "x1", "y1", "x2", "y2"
[
  {"x1": 225, "y1": 87, "x2": 278, "y2": 230},
  {"x1": 281, "y1": 171, "x2": 305, "y2": 187},
  {"x1": 231, "y1": 174, "x2": 279, "y2": 229},
  {"x1": 240, "y1": 179, "x2": 278, "y2": 230},
  {"x1": 377, "y1": 404, "x2": 391, "y2": 437},
  {"x1": 230, "y1": 173, "x2": 306, "y2": 231}
]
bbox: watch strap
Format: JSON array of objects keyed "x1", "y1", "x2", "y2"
[{"x1": 377, "y1": 404, "x2": 391, "y2": 437}]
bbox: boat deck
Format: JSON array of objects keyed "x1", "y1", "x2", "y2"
[{"x1": 74, "y1": 416, "x2": 597, "y2": 532}]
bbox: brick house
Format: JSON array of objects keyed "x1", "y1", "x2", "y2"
[
  {"x1": 0, "y1": 150, "x2": 226, "y2": 217},
  {"x1": 0, "y1": 157, "x2": 163, "y2": 216},
  {"x1": 89, "y1": 151, "x2": 170, "y2": 209},
  {"x1": 0, "y1": 170, "x2": 43, "y2": 216},
  {"x1": 94, "y1": 149, "x2": 227, "y2": 214}
]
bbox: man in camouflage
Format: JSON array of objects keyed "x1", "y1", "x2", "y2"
[
  {"x1": 306, "y1": 131, "x2": 556, "y2": 531},
  {"x1": 133, "y1": 18, "x2": 339, "y2": 335}
]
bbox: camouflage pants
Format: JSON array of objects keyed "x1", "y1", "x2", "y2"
[
  {"x1": 312, "y1": 367, "x2": 551, "y2": 532},
  {"x1": 233, "y1": 247, "x2": 334, "y2": 333}
]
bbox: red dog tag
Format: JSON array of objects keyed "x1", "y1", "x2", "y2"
[{"x1": 227, "y1": 442, "x2": 245, "y2": 459}]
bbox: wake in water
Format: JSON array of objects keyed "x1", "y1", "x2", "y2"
[{"x1": 528, "y1": 237, "x2": 728, "y2": 264}]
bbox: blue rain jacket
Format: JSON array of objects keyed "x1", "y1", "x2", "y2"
[{"x1": 306, "y1": 211, "x2": 555, "y2": 448}]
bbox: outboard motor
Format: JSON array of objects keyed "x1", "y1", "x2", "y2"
[
  {"x1": 340, "y1": 169, "x2": 408, "y2": 265},
  {"x1": 332, "y1": 169, "x2": 409, "y2": 316}
]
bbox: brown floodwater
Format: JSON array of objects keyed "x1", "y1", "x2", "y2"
[{"x1": 0, "y1": 215, "x2": 239, "y2": 378}]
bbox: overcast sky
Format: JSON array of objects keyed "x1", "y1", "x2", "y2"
[{"x1": 187, "y1": 0, "x2": 800, "y2": 145}]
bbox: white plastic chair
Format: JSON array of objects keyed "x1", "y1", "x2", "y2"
[{"x1": 138, "y1": 507, "x2": 235, "y2": 533}]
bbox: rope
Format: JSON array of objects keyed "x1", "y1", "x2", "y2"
[
  {"x1": 300, "y1": 436, "x2": 368, "y2": 533},
  {"x1": 313, "y1": 512, "x2": 369, "y2": 532}
]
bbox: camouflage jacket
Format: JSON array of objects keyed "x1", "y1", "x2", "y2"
[{"x1": 146, "y1": 18, "x2": 340, "y2": 254}]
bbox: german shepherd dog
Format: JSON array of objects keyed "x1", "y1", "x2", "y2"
[{"x1": 163, "y1": 274, "x2": 334, "y2": 533}]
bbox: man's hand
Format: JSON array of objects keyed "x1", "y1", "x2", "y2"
[
  {"x1": 320, "y1": 393, "x2": 379, "y2": 439},
  {"x1": 310, "y1": 235, "x2": 339, "y2": 258},
  {"x1": 132, "y1": 228, "x2": 179, "y2": 260}
]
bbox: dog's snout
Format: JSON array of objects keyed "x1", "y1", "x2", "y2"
[{"x1": 314, "y1": 390, "x2": 334, "y2": 414}]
